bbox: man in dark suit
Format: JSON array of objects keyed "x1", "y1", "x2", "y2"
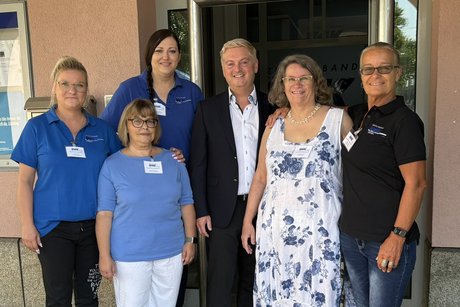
[{"x1": 190, "y1": 38, "x2": 274, "y2": 307}]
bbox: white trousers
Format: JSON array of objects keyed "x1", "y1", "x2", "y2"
[{"x1": 113, "y1": 253, "x2": 183, "y2": 307}]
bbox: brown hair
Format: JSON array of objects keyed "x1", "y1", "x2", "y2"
[
  {"x1": 117, "y1": 99, "x2": 162, "y2": 147},
  {"x1": 268, "y1": 54, "x2": 332, "y2": 108}
]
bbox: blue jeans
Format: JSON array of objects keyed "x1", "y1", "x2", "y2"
[{"x1": 340, "y1": 232, "x2": 416, "y2": 307}]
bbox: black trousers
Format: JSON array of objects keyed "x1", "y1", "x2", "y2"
[
  {"x1": 206, "y1": 198, "x2": 255, "y2": 307},
  {"x1": 38, "y1": 220, "x2": 100, "y2": 307}
]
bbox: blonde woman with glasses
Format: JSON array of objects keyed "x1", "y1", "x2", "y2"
[{"x1": 12, "y1": 56, "x2": 121, "y2": 306}]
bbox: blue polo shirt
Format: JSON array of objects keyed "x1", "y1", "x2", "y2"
[
  {"x1": 97, "y1": 149, "x2": 194, "y2": 262},
  {"x1": 11, "y1": 106, "x2": 121, "y2": 236},
  {"x1": 100, "y1": 71, "x2": 203, "y2": 160}
]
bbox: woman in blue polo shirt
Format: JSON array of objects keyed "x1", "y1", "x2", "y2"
[
  {"x1": 100, "y1": 29, "x2": 203, "y2": 161},
  {"x1": 12, "y1": 56, "x2": 121, "y2": 306}
]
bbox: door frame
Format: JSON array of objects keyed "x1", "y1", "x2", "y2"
[{"x1": 187, "y1": 1, "x2": 394, "y2": 306}]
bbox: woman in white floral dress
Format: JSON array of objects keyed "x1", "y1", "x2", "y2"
[{"x1": 242, "y1": 54, "x2": 352, "y2": 306}]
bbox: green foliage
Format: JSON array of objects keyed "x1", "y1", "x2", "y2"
[
  {"x1": 394, "y1": 1, "x2": 417, "y2": 109},
  {"x1": 168, "y1": 10, "x2": 191, "y2": 76}
]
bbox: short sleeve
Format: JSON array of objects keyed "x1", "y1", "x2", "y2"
[
  {"x1": 97, "y1": 160, "x2": 117, "y2": 212},
  {"x1": 178, "y1": 163, "x2": 194, "y2": 205},
  {"x1": 393, "y1": 111, "x2": 426, "y2": 165},
  {"x1": 11, "y1": 120, "x2": 39, "y2": 168}
]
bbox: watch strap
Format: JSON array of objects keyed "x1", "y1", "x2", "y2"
[
  {"x1": 393, "y1": 227, "x2": 408, "y2": 238},
  {"x1": 185, "y1": 236, "x2": 198, "y2": 244}
]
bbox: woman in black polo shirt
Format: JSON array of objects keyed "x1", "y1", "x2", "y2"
[{"x1": 339, "y1": 42, "x2": 426, "y2": 307}]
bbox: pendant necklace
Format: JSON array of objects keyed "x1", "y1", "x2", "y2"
[{"x1": 287, "y1": 103, "x2": 321, "y2": 125}]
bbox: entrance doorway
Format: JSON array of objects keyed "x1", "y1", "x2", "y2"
[
  {"x1": 198, "y1": 0, "x2": 368, "y2": 107},
  {"x1": 180, "y1": 0, "x2": 422, "y2": 306}
]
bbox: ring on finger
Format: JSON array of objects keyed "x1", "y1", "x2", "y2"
[
  {"x1": 388, "y1": 261, "x2": 394, "y2": 268},
  {"x1": 381, "y1": 259, "x2": 389, "y2": 267}
]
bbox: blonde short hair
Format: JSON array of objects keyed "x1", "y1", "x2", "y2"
[
  {"x1": 50, "y1": 56, "x2": 88, "y2": 106},
  {"x1": 117, "y1": 99, "x2": 162, "y2": 147},
  {"x1": 219, "y1": 38, "x2": 257, "y2": 64}
]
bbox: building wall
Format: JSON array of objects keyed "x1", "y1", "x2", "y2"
[
  {"x1": 431, "y1": 0, "x2": 460, "y2": 248},
  {"x1": 428, "y1": 1, "x2": 460, "y2": 306},
  {"x1": 0, "y1": 1, "x2": 156, "y2": 305}
]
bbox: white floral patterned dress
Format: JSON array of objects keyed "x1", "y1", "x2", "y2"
[{"x1": 254, "y1": 107, "x2": 344, "y2": 307}]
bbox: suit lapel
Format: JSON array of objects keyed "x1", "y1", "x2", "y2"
[{"x1": 217, "y1": 93, "x2": 237, "y2": 155}]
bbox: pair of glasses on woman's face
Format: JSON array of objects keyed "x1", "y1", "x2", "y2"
[
  {"x1": 360, "y1": 65, "x2": 399, "y2": 75},
  {"x1": 56, "y1": 80, "x2": 87, "y2": 93},
  {"x1": 128, "y1": 118, "x2": 158, "y2": 128},
  {"x1": 282, "y1": 75, "x2": 313, "y2": 85}
]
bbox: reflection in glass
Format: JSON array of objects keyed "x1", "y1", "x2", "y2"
[
  {"x1": 394, "y1": 0, "x2": 418, "y2": 111},
  {"x1": 168, "y1": 9, "x2": 191, "y2": 77},
  {"x1": 247, "y1": 0, "x2": 367, "y2": 42}
]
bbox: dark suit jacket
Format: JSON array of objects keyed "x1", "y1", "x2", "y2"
[{"x1": 190, "y1": 90, "x2": 274, "y2": 228}]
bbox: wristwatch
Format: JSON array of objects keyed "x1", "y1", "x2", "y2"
[
  {"x1": 392, "y1": 227, "x2": 408, "y2": 238},
  {"x1": 185, "y1": 236, "x2": 198, "y2": 244}
]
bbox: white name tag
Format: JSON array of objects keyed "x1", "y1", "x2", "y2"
[
  {"x1": 292, "y1": 145, "x2": 312, "y2": 159},
  {"x1": 144, "y1": 161, "x2": 163, "y2": 174},
  {"x1": 343, "y1": 131, "x2": 358, "y2": 152},
  {"x1": 154, "y1": 102, "x2": 166, "y2": 116},
  {"x1": 65, "y1": 146, "x2": 86, "y2": 158}
]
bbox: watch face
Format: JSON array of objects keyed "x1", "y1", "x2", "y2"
[{"x1": 394, "y1": 227, "x2": 407, "y2": 237}]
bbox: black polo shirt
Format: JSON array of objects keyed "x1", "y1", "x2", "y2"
[{"x1": 339, "y1": 96, "x2": 426, "y2": 243}]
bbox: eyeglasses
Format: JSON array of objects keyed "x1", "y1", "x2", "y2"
[
  {"x1": 128, "y1": 118, "x2": 158, "y2": 128},
  {"x1": 57, "y1": 80, "x2": 87, "y2": 92},
  {"x1": 281, "y1": 75, "x2": 313, "y2": 85},
  {"x1": 360, "y1": 65, "x2": 400, "y2": 75}
]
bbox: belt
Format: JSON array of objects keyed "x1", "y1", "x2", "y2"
[{"x1": 237, "y1": 194, "x2": 248, "y2": 201}]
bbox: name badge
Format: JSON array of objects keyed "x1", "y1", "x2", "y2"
[
  {"x1": 292, "y1": 145, "x2": 312, "y2": 159},
  {"x1": 65, "y1": 146, "x2": 86, "y2": 158},
  {"x1": 144, "y1": 161, "x2": 163, "y2": 174},
  {"x1": 154, "y1": 102, "x2": 166, "y2": 116},
  {"x1": 343, "y1": 131, "x2": 358, "y2": 152}
]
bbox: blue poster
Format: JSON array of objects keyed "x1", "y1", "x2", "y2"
[{"x1": 0, "y1": 91, "x2": 24, "y2": 155}]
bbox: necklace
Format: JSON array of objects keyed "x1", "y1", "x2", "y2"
[{"x1": 287, "y1": 103, "x2": 321, "y2": 125}]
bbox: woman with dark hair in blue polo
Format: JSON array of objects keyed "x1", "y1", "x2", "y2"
[{"x1": 100, "y1": 28, "x2": 203, "y2": 162}]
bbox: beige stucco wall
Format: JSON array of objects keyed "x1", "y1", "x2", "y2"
[
  {"x1": 431, "y1": 0, "x2": 460, "y2": 247},
  {"x1": 0, "y1": 0, "x2": 156, "y2": 238}
]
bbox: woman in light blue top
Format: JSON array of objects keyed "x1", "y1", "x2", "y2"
[{"x1": 96, "y1": 98, "x2": 196, "y2": 307}]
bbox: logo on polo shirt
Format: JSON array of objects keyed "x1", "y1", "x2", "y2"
[
  {"x1": 175, "y1": 97, "x2": 191, "y2": 104},
  {"x1": 367, "y1": 124, "x2": 387, "y2": 137},
  {"x1": 85, "y1": 135, "x2": 104, "y2": 142}
]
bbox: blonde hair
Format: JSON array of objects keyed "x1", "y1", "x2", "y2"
[
  {"x1": 268, "y1": 54, "x2": 332, "y2": 108},
  {"x1": 117, "y1": 99, "x2": 162, "y2": 147},
  {"x1": 220, "y1": 38, "x2": 257, "y2": 64},
  {"x1": 50, "y1": 56, "x2": 88, "y2": 106}
]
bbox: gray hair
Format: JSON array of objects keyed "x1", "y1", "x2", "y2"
[{"x1": 360, "y1": 42, "x2": 401, "y2": 67}]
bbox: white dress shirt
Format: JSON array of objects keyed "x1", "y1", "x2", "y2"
[{"x1": 228, "y1": 87, "x2": 259, "y2": 195}]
